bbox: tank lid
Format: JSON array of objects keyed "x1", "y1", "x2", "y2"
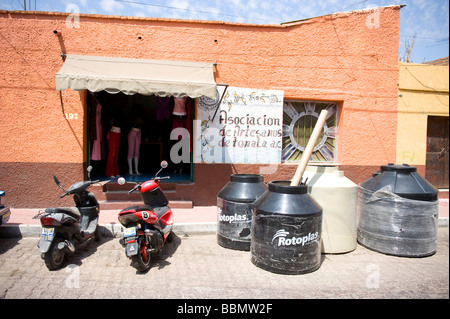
[
  {"x1": 218, "y1": 174, "x2": 267, "y2": 203},
  {"x1": 268, "y1": 181, "x2": 308, "y2": 194},
  {"x1": 380, "y1": 163, "x2": 416, "y2": 173},
  {"x1": 361, "y1": 163, "x2": 438, "y2": 201},
  {"x1": 230, "y1": 174, "x2": 264, "y2": 183}
]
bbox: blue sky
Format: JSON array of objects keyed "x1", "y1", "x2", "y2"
[{"x1": 1, "y1": 0, "x2": 448, "y2": 62}]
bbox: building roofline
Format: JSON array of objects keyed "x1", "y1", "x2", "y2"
[
  {"x1": 281, "y1": 4, "x2": 405, "y2": 25},
  {"x1": 0, "y1": 5, "x2": 405, "y2": 29},
  {"x1": 423, "y1": 57, "x2": 449, "y2": 66},
  {"x1": 0, "y1": 9, "x2": 284, "y2": 28}
]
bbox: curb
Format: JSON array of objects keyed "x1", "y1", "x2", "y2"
[
  {"x1": 1, "y1": 218, "x2": 448, "y2": 238},
  {"x1": 438, "y1": 217, "x2": 449, "y2": 227},
  {"x1": 0, "y1": 222, "x2": 218, "y2": 238}
]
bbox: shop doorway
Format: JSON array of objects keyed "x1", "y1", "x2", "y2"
[
  {"x1": 425, "y1": 116, "x2": 449, "y2": 189},
  {"x1": 86, "y1": 91, "x2": 194, "y2": 182}
]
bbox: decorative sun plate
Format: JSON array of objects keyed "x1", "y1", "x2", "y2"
[{"x1": 282, "y1": 101, "x2": 338, "y2": 162}]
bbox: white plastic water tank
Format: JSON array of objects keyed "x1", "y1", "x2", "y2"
[{"x1": 302, "y1": 166, "x2": 358, "y2": 254}]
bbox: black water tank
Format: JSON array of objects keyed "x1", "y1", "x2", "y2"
[
  {"x1": 358, "y1": 164, "x2": 439, "y2": 257},
  {"x1": 360, "y1": 163, "x2": 438, "y2": 201},
  {"x1": 251, "y1": 181, "x2": 323, "y2": 274},
  {"x1": 217, "y1": 174, "x2": 267, "y2": 251}
]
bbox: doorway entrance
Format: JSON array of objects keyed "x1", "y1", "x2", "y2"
[
  {"x1": 425, "y1": 116, "x2": 449, "y2": 189},
  {"x1": 86, "y1": 91, "x2": 194, "y2": 182}
]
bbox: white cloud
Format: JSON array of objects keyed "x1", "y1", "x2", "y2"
[
  {"x1": 99, "y1": 0, "x2": 124, "y2": 13},
  {"x1": 169, "y1": 0, "x2": 190, "y2": 10}
]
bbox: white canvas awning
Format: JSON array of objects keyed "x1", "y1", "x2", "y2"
[{"x1": 55, "y1": 54, "x2": 217, "y2": 99}]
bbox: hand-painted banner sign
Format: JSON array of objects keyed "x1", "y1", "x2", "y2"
[{"x1": 195, "y1": 86, "x2": 284, "y2": 164}]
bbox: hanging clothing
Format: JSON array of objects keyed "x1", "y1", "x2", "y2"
[
  {"x1": 91, "y1": 101, "x2": 103, "y2": 161},
  {"x1": 185, "y1": 98, "x2": 193, "y2": 152},
  {"x1": 127, "y1": 128, "x2": 141, "y2": 159},
  {"x1": 172, "y1": 116, "x2": 187, "y2": 140},
  {"x1": 106, "y1": 127, "x2": 121, "y2": 176},
  {"x1": 185, "y1": 98, "x2": 193, "y2": 138},
  {"x1": 88, "y1": 93, "x2": 98, "y2": 141},
  {"x1": 172, "y1": 116, "x2": 186, "y2": 129},
  {"x1": 156, "y1": 96, "x2": 171, "y2": 121},
  {"x1": 173, "y1": 96, "x2": 187, "y2": 116}
]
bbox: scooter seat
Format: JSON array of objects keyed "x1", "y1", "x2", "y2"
[
  {"x1": 153, "y1": 206, "x2": 170, "y2": 218},
  {"x1": 120, "y1": 205, "x2": 168, "y2": 218},
  {"x1": 45, "y1": 207, "x2": 81, "y2": 220},
  {"x1": 121, "y1": 205, "x2": 153, "y2": 213}
]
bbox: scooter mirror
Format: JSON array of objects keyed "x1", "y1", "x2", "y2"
[
  {"x1": 117, "y1": 177, "x2": 126, "y2": 185},
  {"x1": 87, "y1": 165, "x2": 93, "y2": 181},
  {"x1": 161, "y1": 160, "x2": 168, "y2": 169},
  {"x1": 53, "y1": 175, "x2": 61, "y2": 186},
  {"x1": 53, "y1": 175, "x2": 65, "y2": 191}
]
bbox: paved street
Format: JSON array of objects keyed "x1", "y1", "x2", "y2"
[{"x1": 0, "y1": 227, "x2": 448, "y2": 300}]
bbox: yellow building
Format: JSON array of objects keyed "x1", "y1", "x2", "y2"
[{"x1": 397, "y1": 59, "x2": 449, "y2": 189}]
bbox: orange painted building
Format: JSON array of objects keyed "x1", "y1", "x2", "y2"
[{"x1": 0, "y1": 6, "x2": 401, "y2": 208}]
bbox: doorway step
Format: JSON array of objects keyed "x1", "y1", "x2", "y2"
[{"x1": 91, "y1": 181, "x2": 193, "y2": 210}]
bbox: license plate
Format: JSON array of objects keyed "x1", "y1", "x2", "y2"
[
  {"x1": 124, "y1": 227, "x2": 137, "y2": 237},
  {"x1": 41, "y1": 227, "x2": 54, "y2": 241},
  {"x1": 1, "y1": 211, "x2": 11, "y2": 224}
]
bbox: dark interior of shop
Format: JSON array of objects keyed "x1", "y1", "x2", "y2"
[{"x1": 87, "y1": 91, "x2": 193, "y2": 183}]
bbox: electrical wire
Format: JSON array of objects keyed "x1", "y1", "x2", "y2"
[
  {"x1": 400, "y1": 35, "x2": 449, "y2": 41},
  {"x1": 115, "y1": 0, "x2": 276, "y2": 22},
  {"x1": 16, "y1": 0, "x2": 24, "y2": 10}
]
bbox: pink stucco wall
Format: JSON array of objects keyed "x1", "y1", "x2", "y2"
[{"x1": 0, "y1": 7, "x2": 401, "y2": 207}]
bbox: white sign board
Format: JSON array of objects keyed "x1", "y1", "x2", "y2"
[{"x1": 195, "y1": 86, "x2": 284, "y2": 164}]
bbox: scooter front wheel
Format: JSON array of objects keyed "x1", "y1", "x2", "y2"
[
  {"x1": 93, "y1": 226, "x2": 102, "y2": 242},
  {"x1": 44, "y1": 237, "x2": 66, "y2": 270},
  {"x1": 130, "y1": 237, "x2": 151, "y2": 272}
]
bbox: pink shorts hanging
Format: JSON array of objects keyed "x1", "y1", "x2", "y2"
[{"x1": 127, "y1": 128, "x2": 141, "y2": 159}]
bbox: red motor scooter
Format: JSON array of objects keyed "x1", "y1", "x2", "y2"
[{"x1": 117, "y1": 161, "x2": 174, "y2": 272}]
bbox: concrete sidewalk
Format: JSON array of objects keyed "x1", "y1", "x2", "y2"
[
  {"x1": 1, "y1": 198, "x2": 448, "y2": 237},
  {"x1": 6, "y1": 206, "x2": 218, "y2": 225},
  {"x1": 0, "y1": 206, "x2": 218, "y2": 238}
]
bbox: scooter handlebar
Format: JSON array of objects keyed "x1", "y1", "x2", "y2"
[
  {"x1": 128, "y1": 183, "x2": 141, "y2": 194},
  {"x1": 155, "y1": 176, "x2": 170, "y2": 180},
  {"x1": 127, "y1": 176, "x2": 169, "y2": 194},
  {"x1": 59, "y1": 180, "x2": 99, "y2": 198}
]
